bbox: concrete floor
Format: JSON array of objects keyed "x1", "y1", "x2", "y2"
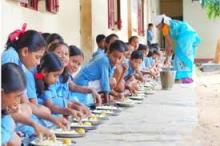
[{"x1": 76, "y1": 84, "x2": 199, "y2": 146}]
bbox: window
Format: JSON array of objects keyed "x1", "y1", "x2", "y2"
[
  {"x1": 108, "y1": 0, "x2": 122, "y2": 30},
  {"x1": 46, "y1": 0, "x2": 59, "y2": 14},
  {"x1": 20, "y1": 0, "x2": 39, "y2": 11},
  {"x1": 19, "y1": 0, "x2": 59, "y2": 14}
]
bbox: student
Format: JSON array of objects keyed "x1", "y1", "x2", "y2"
[
  {"x1": 124, "y1": 43, "x2": 133, "y2": 59},
  {"x1": 124, "y1": 50, "x2": 144, "y2": 93},
  {"x1": 128, "y1": 36, "x2": 139, "y2": 51},
  {"x1": 105, "y1": 33, "x2": 119, "y2": 53},
  {"x1": 41, "y1": 32, "x2": 50, "y2": 41},
  {"x1": 67, "y1": 45, "x2": 100, "y2": 111},
  {"x1": 67, "y1": 45, "x2": 84, "y2": 78},
  {"x1": 1, "y1": 63, "x2": 26, "y2": 146},
  {"x1": 48, "y1": 43, "x2": 93, "y2": 117},
  {"x1": 46, "y1": 33, "x2": 64, "y2": 49},
  {"x1": 111, "y1": 43, "x2": 130, "y2": 99},
  {"x1": 138, "y1": 44, "x2": 154, "y2": 70},
  {"x1": 73, "y1": 40, "x2": 125, "y2": 106},
  {"x1": 35, "y1": 52, "x2": 81, "y2": 119},
  {"x1": 2, "y1": 29, "x2": 54, "y2": 137},
  {"x1": 93, "y1": 34, "x2": 106, "y2": 59},
  {"x1": 147, "y1": 23, "x2": 154, "y2": 47}
]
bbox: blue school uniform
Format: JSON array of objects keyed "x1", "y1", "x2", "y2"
[
  {"x1": 1, "y1": 47, "x2": 42, "y2": 135},
  {"x1": 72, "y1": 54, "x2": 114, "y2": 106},
  {"x1": 124, "y1": 61, "x2": 135, "y2": 81},
  {"x1": 92, "y1": 48, "x2": 105, "y2": 59},
  {"x1": 1, "y1": 47, "x2": 38, "y2": 100},
  {"x1": 49, "y1": 76, "x2": 70, "y2": 108},
  {"x1": 37, "y1": 76, "x2": 68, "y2": 113},
  {"x1": 1, "y1": 115, "x2": 14, "y2": 145},
  {"x1": 141, "y1": 57, "x2": 154, "y2": 69}
]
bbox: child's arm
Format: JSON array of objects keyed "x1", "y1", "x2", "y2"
[
  {"x1": 68, "y1": 81, "x2": 102, "y2": 106},
  {"x1": 42, "y1": 89, "x2": 82, "y2": 119},
  {"x1": 125, "y1": 75, "x2": 138, "y2": 93},
  {"x1": 11, "y1": 104, "x2": 52, "y2": 137},
  {"x1": 99, "y1": 61, "x2": 112, "y2": 103},
  {"x1": 44, "y1": 99, "x2": 71, "y2": 115},
  {"x1": 134, "y1": 71, "x2": 144, "y2": 82},
  {"x1": 116, "y1": 64, "x2": 128, "y2": 88},
  {"x1": 31, "y1": 104, "x2": 68, "y2": 129},
  {"x1": 68, "y1": 81, "x2": 91, "y2": 93}
]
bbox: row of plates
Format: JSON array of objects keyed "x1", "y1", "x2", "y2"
[{"x1": 30, "y1": 82, "x2": 157, "y2": 146}]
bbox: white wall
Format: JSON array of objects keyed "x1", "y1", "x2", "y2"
[
  {"x1": 1, "y1": 0, "x2": 80, "y2": 49},
  {"x1": 0, "y1": 1, "x2": 3, "y2": 51},
  {"x1": 183, "y1": 0, "x2": 220, "y2": 58},
  {"x1": 146, "y1": 0, "x2": 160, "y2": 43}
]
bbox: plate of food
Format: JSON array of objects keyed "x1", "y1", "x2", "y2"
[
  {"x1": 70, "y1": 121, "x2": 96, "y2": 130},
  {"x1": 30, "y1": 137, "x2": 75, "y2": 146},
  {"x1": 79, "y1": 115, "x2": 103, "y2": 125},
  {"x1": 129, "y1": 95, "x2": 144, "y2": 100},
  {"x1": 115, "y1": 98, "x2": 136, "y2": 107},
  {"x1": 126, "y1": 98, "x2": 143, "y2": 104},
  {"x1": 52, "y1": 128, "x2": 85, "y2": 138},
  {"x1": 93, "y1": 113, "x2": 109, "y2": 120},
  {"x1": 92, "y1": 109, "x2": 118, "y2": 116},
  {"x1": 96, "y1": 105, "x2": 121, "y2": 112}
]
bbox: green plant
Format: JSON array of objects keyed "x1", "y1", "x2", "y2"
[{"x1": 200, "y1": 0, "x2": 220, "y2": 19}]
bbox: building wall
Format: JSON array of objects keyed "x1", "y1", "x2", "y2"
[
  {"x1": 1, "y1": 0, "x2": 161, "y2": 58},
  {"x1": 1, "y1": 0, "x2": 80, "y2": 49},
  {"x1": 183, "y1": 0, "x2": 220, "y2": 59}
]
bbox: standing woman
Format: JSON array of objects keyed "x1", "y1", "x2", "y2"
[{"x1": 154, "y1": 14, "x2": 201, "y2": 83}]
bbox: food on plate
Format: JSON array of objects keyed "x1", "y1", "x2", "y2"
[
  {"x1": 75, "y1": 128, "x2": 85, "y2": 134},
  {"x1": 63, "y1": 138, "x2": 72, "y2": 145}
]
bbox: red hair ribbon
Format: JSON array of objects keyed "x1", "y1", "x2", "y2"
[
  {"x1": 9, "y1": 23, "x2": 27, "y2": 42},
  {"x1": 35, "y1": 72, "x2": 45, "y2": 80}
]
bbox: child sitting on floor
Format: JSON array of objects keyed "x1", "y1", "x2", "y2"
[
  {"x1": 48, "y1": 43, "x2": 100, "y2": 114},
  {"x1": 1, "y1": 63, "x2": 26, "y2": 146},
  {"x1": 34, "y1": 52, "x2": 82, "y2": 120},
  {"x1": 124, "y1": 50, "x2": 144, "y2": 93},
  {"x1": 92, "y1": 34, "x2": 106, "y2": 59},
  {"x1": 73, "y1": 40, "x2": 126, "y2": 106}
]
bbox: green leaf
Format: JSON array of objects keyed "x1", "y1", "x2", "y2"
[{"x1": 200, "y1": 0, "x2": 220, "y2": 19}]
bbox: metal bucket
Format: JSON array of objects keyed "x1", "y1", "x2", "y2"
[{"x1": 160, "y1": 69, "x2": 176, "y2": 90}]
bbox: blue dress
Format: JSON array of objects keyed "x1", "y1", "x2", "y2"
[
  {"x1": 1, "y1": 115, "x2": 15, "y2": 145},
  {"x1": 168, "y1": 20, "x2": 201, "y2": 80},
  {"x1": 1, "y1": 47, "x2": 38, "y2": 100},
  {"x1": 1, "y1": 47, "x2": 44, "y2": 135}
]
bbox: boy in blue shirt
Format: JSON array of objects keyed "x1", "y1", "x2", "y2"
[
  {"x1": 73, "y1": 40, "x2": 126, "y2": 106},
  {"x1": 124, "y1": 50, "x2": 144, "y2": 93},
  {"x1": 92, "y1": 34, "x2": 106, "y2": 59},
  {"x1": 147, "y1": 23, "x2": 154, "y2": 47}
]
